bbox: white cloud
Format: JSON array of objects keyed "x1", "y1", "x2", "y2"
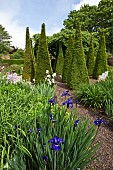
[
  {"x1": 72, "y1": 0, "x2": 100, "y2": 11},
  {"x1": 0, "y1": 0, "x2": 37, "y2": 49}
]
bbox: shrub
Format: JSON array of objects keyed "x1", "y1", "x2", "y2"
[
  {"x1": 2, "y1": 59, "x2": 24, "y2": 65},
  {"x1": 93, "y1": 29, "x2": 108, "y2": 79},
  {"x1": 22, "y1": 27, "x2": 34, "y2": 81},
  {"x1": 62, "y1": 36, "x2": 73, "y2": 83},
  {"x1": 86, "y1": 34, "x2": 95, "y2": 76},
  {"x1": 35, "y1": 23, "x2": 52, "y2": 84},
  {"x1": 68, "y1": 22, "x2": 89, "y2": 89},
  {"x1": 56, "y1": 42, "x2": 64, "y2": 75}
]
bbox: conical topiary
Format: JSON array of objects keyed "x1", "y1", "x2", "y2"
[
  {"x1": 22, "y1": 27, "x2": 33, "y2": 81},
  {"x1": 68, "y1": 22, "x2": 89, "y2": 89},
  {"x1": 62, "y1": 36, "x2": 74, "y2": 83},
  {"x1": 55, "y1": 42, "x2": 64, "y2": 75},
  {"x1": 86, "y1": 34, "x2": 95, "y2": 77},
  {"x1": 35, "y1": 23, "x2": 52, "y2": 84},
  {"x1": 93, "y1": 29, "x2": 108, "y2": 79}
]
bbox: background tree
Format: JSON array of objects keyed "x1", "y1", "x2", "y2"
[
  {"x1": 35, "y1": 23, "x2": 52, "y2": 84},
  {"x1": 55, "y1": 42, "x2": 64, "y2": 75},
  {"x1": 68, "y1": 22, "x2": 89, "y2": 89},
  {"x1": 22, "y1": 27, "x2": 33, "y2": 81},
  {"x1": 0, "y1": 24, "x2": 11, "y2": 54},
  {"x1": 86, "y1": 34, "x2": 95, "y2": 76},
  {"x1": 93, "y1": 29, "x2": 108, "y2": 79},
  {"x1": 10, "y1": 48, "x2": 25, "y2": 59},
  {"x1": 97, "y1": 0, "x2": 113, "y2": 55},
  {"x1": 62, "y1": 36, "x2": 74, "y2": 82}
]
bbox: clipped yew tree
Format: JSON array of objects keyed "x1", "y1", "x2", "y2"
[
  {"x1": 93, "y1": 29, "x2": 108, "y2": 79},
  {"x1": 22, "y1": 27, "x2": 34, "y2": 81},
  {"x1": 68, "y1": 22, "x2": 89, "y2": 89},
  {"x1": 86, "y1": 34, "x2": 95, "y2": 77},
  {"x1": 56, "y1": 42, "x2": 64, "y2": 75},
  {"x1": 62, "y1": 36, "x2": 74, "y2": 83},
  {"x1": 35, "y1": 23, "x2": 52, "y2": 84}
]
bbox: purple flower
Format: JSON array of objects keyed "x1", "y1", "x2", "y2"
[
  {"x1": 48, "y1": 136, "x2": 63, "y2": 145},
  {"x1": 37, "y1": 128, "x2": 41, "y2": 134},
  {"x1": 62, "y1": 98, "x2": 73, "y2": 108},
  {"x1": 61, "y1": 91, "x2": 70, "y2": 97},
  {"x1": 50, "y1": 113, "x2": 53, "y2": 120},
  {"x1": 48, "y1": 136, "x2": 64, "y2": 152},
  {"x1": 74, "y1": 120, "x2": 80, "y2": 127},
  {"x1": 75, "y1": 100, "x2": 79, "y2": 104},
  {"x1": 28, "y1": 128, "x2": 33, "y2": 133},
  {"x1": 51, "y1": 144, "x2": 61, "y2": 151},
  {"x1": 94, "y1": 118, "x2": 106, "y2": 127},
  {"x1": 48, "y1": 98, "x2": 56, "y2": 105},
  {"x1": 42, "y1": 156, "x2": 48, "y2": 161}
]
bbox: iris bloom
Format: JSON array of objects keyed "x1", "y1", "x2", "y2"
[
  {"x1": 74, "y1": 120, "x2": 80, "y2": 127},
  {"x1": 28, "y1": 128, "x2": 33, "y2": 133},
  {"x1": 42, "y1": 155, "x2": 48, "y2": 161},
  {"x1": 48, "y1": 136, "x2": 64, "y2": 151},
  {"x1": 62, "y1": 98, "x2": 73, "y2": 108},
  {"x1": 48, "y1": 98, "x2": 56, "y2": 105},
  {"x1": 61, "y1": 90, "x2": 70, "y2": 97},
  {"x1": 94, "y1": 118, "x2": 106, "y2": 127}
]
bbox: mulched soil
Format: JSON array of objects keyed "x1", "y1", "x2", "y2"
[{"x1": 55, "y1": 76, "x2": 113, "y2": 170}]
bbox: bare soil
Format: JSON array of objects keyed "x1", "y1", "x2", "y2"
[{"x1": 55, "y1": 77, "x2": 113, "y2": 170}]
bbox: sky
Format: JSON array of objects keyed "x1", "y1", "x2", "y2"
[{"x1": 0, "y1": 0, "x2": 100, "y2": 49}]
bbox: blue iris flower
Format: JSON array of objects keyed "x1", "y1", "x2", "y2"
[
  {"x1": 51, "y1": 144, "x2": 61, "y2": 151},
  {"x1": 62, "y1": 98, "x2": 73, "y2": 108},
  {"x1": 74, "y1": 120, "x2": 80, "y2": 127},
  {"x1": 49, "y1": 113, "x2": 56, "y2": 123},
  {"x1": 48, "y1": 98, "x2": 56, "y2": 105},
  {"x1": 42, "y1": 156, "x2": 48, "y2": 161},
  {"x1": 94, "y1": 118, "x2": 106, "y2": 127},
  {"x1": 61, "y1": 90, "x2": 70, "y2": 97},
  {"x1": 28, "y1": 128, "x2": 33, "y2": 133},
  {"x1": 48, "y1": 136, "x2": 64, "y2": 151},
  {"x1": 50, "y1": 113, "x2": 53, "y2": 120}
]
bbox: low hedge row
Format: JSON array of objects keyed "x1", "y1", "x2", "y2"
[{"x1": 2, "y1": 59, "x2": 24, "y2": 65}]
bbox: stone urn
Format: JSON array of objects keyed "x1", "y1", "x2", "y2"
[{"x1": 107, "y1": 57, "x2": 113, "y2": 66}]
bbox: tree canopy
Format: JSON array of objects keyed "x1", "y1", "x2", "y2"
[{"x1": 0, "y1": 24, "x2": 11, "y2": 54}]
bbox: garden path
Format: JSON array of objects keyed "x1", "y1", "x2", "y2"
[{"x1": 55, "y1": 77, "x2": 113, "y2": 170}]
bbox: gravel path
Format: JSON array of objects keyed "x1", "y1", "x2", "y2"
[{"x1": 55, "y1": 77, "x2": 113, "y2": 170}]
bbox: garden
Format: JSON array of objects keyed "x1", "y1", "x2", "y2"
[{"x1": 0, "y1": 0, "x2": 113, "y2": 169}]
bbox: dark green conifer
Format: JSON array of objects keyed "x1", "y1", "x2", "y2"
[
  {"x1": 35, "y1": 23, "x2": 52, "y2": 84},
  {"x1": 93, "y1": 29, "x2": 108, "y2": 79},
  {"x1": 68, "y1": 22, "x2": 89, "y2": 89},
  {"x1": 62, "y1": 36, "x2": 74, "y2": 83},
  {"x1": 22, "y1": 27, "x2": 33, "y2": 81},
  {"x1": 55, "y1": 42, "x2": 64, "y2": 75},
  {"x1": 86, "y1": 34, "x2": 95, "y2": 77}
]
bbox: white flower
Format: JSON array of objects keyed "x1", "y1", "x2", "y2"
[
  {"x1": 47, "y1": 74, "x2": 51, "y2": 78},
  {"x1": 52, "y1": 73, "x2": 56, "y2": 77},
  {"x1": 46, "y1": 70, "x2": 49, "y2": 74},
  {"x1": 51, "y1": 79, "x2": 54, "y2": 83}
]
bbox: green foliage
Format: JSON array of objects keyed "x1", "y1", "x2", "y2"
[
  {"x1": 10, "y1": 49, "x2": 25, "y2": 59},
  {"x1": 86, "y1": 34, "x2": 95, "y2": 76},
  {"x1": 93, "y1": 30, "x2": 108, "y2": 79},
  {"x1": 0, "y1": 24, "x2": 11, "y2": 54},
  {"x1": 35, "y1": 23, "x2": 52, "y2": 84},
  {"x1": 62, "y1": 36, "x2": 74, "y2": 82},
  {"x1": 76, "y1": 71, "x2": 113, "y2": 117},
  {"x1": 56, "y1": 42, "x2": 64, "y2": 75},
  {"x1": 2, "y1": 59, "x2": 24, "y2": 65},
  {"x1": 22, "y1": 27, "x2": 34, "y2": 81},
  {"x1": 68, "y1": 22, "x2": 89, "y2": 89}
]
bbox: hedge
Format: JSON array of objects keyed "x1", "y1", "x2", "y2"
[{"x1": 2, "y1": 59, "x2": 24, "y2": 65}]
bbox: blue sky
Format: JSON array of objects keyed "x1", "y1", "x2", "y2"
[{"x1": 0, "y1": 0, "x2": 100, "y2": 49}]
